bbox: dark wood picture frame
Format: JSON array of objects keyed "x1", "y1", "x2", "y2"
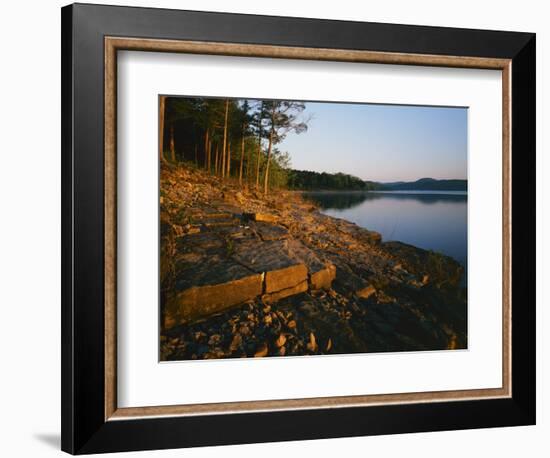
[{"x1": 61, "y1": 3, "x2": 536, "y2": 454}]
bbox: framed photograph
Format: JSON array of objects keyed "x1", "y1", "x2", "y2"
[{"x1": 61, "y1": 3, "x2": 536, "y2": 454}]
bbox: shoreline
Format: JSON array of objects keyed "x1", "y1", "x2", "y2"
[
  {"x1": 160, "y1": 163, "x2": 467, "y2": 360},
  {"x1": 301, "y1": 189, "x2": 467, "y2": 270}
]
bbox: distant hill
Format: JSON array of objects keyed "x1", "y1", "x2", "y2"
[
  {"x1": 381, "y1": 178, "x2": 467, "y2": 191},
  {"x1": 287, "y1": 170, "x2": 467, "y2": 192}
]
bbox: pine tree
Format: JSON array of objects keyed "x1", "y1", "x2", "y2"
[{"x1": 262, "y1": 100, "x2": 308, "y2": 195}]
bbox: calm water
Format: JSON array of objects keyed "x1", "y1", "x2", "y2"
[{"x1": 304, "y1": 191, "x2": 467, "y2": 267}]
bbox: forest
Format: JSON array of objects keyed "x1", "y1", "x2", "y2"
[
  {"x1": 159, "y1": 96, "x2": 307, "y2": 194},
  {"x1": 287, "y1": 170, "x2": 381, "y2": 191}
]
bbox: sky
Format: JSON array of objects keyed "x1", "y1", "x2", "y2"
[{"x1": 278, "y1": 101, "x2": 467, "y2": 182}]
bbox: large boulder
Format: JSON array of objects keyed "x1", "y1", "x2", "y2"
[
  {"x1": 262, "y1": 280, "x2": 308, "y2": 303},
  {"x1": 164, "y1": 255, "x2": 262, "y2": 328},
  {"x1": 310, "y1": 264, "x2": 336, "y2": 290},
  {"x1": 287, "y1": 239, "x2": 336, "y2": 290},
  {"x1": 231, "y1": 240, "x2": 308, "y2": 293},
  {"x1": 265, "y1": 264, "x2": 308, "y2": 293}
]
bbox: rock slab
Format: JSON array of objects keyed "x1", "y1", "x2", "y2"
[{"x1": 165, "y1": 265, "x2": 262, "y2": 327}]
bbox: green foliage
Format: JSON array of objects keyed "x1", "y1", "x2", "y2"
[
  {"x1": 262, "y1": 100, "x2": 308, "y2": 143},
  {"x1": 267, "y1": 149, "x2": 291, "y2": 189},
  {"x1": 287, "y1": 170, "x2": 382, "y2": 191}
]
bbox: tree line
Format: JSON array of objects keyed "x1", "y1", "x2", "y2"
[
  {"x1": 287, "y1": 170, "x2": 381, "y2": 191},
  {"x1": 159, "y1": 96, "x2": 308, "y2": 195}
]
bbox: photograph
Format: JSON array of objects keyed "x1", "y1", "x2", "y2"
[{"x1": 159, "y1": 96, "x2": 468, "y2": 361}]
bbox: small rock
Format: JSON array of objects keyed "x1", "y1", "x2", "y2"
[
  {"x1": 275, "y1": 334, "x2": 287, "y2": 348},
  {"x1": 357, "y1": 285, "x2": 376, "y2": 299},
  {"x1": 235, "y1": 192, "x2": 245, "y2": 204},
  {"x1": 172, "y1": 224, "x2": 184, "y2": 237},
  {"x1": 307, "y1": 332, "x2": 318, "y2": 352},
  {"x1": 254, "y1": 343, "x2": 269, "y2": 357},
  {"x1": 194, "y1": 331, "x2": 207, "y2": 343},
  {"x1": 408, "y1": 279, "x2": 423, "y2": 289},
  {"x1": 229, "y1": 334, "x2": 242, "y2": 352},
  {"x1": 239, "y1": 324, "x2": 251, "y2": 336},
  {"x1": 208, "y1": 334, "x2": 222, "y2": 346}
]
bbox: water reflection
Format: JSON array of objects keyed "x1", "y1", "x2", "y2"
[
  {"x1": 304, "y1": 191, "x2": 467, "y2": 267},
  {"x1": 304, "y1": 190, "x2": 467, "y2": 210}
]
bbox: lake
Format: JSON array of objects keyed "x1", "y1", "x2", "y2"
[{"x1": 303, "y1": 191, "x2": 467, "y2": 267}]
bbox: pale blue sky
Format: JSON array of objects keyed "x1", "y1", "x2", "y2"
[{"x1": 279, "y1": 102, "x2": 467, "y2": 182}]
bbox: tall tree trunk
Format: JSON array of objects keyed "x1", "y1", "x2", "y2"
[
  {"x1": 221, "y1": 99, "x2": 229, "y2": 178},
  {"x1": 239, "y1": 129, "x2": 245, "y2": 185},
  {"x1": 159, "y1": 96, "x2": 167, "y2": 163},
  {"x1": 263, "y1": 129, "x2": 274, "y2": 195},
  {"x1": 194, "y1": 144, "x2": 198, "y2": 166},
  {"x1": 227, "y1": 142, "x2": 231, "y2": 177},
  {"x1": 214, "y1": 144, "x2": 219, "y2": 175},
  {"x1": 255, "y1": 102, "x2": 263, "y2": 189},
  {"x1": 169, "y1": 123, "x2": 176, "y2": 162},
  {"x1": 246, "y1": 137, "x2": 252, "y2": 182},
  {"x1": 204, "y1": 128, "x2": 209, "y2": 169},
  {"x1": 207, "y1": 139, "x2": 212, "y2": 173},
  {"x1": 255, "y1": 139, "x2": 262, "y2": 189},
  {"x1": 221, "y1": 145, "x2": 226, "y2": 178}
]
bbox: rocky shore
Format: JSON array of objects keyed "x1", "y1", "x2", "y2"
[{"x1": 160, "y1": 163, "x2": 467, "y2": 361}]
